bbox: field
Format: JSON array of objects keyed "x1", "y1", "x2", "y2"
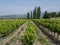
[{"x1": 0, "y1": 19, "x2": 60, "y2": 45}]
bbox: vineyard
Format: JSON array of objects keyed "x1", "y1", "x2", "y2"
[
  {"x1": 34, "y1": 19, "x2": 60, "y2": 45},
  {"x1": 34, "y1": 19, "x2": 60, "y2": 38},
  {"x1": 0, "y1": 19, "x2": 26, "y2": 38},
  {"x1": 22, "y1": 21, "x2": 36, "y2": 45},
  {"x1": 0, "y1": 19, "x2": 60, "y2": 45}
]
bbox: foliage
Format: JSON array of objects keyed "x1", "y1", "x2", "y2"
[
  {"x1": 35, "y1": 19, "x2": 60, "y2": 34},
  {"x1": 31, "y1": 11, "x2": 32, "y2": 19},
  {"x1": 27, "y1": 6, "x2": 41, "y2": 19},
  {"x1": 33, "y1": 7, "x2": 37, "y2": 19},
  {"x1": 37, "y1": 7, "x2": 41, "y2": 19},
  {"x1": 0, "y1": 19, "x2": 26, "y2": 37},
  {"x1": 43, "y1": 11, "x2": 57, "y2": 19},
  {"x1": 27, "y1": 12, "x2": 30, "y2": 19},
  {"x1": 22, "y1": 21, "x2": 36, "y2": 45}
]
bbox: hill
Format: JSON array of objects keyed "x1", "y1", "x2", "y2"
[{"x1": 0, "y1": 14, "x2": 27, "y2": 19}]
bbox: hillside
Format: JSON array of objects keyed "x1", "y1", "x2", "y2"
[{"x1": 0, "y1": 14, "x2": 27, "y2": 19}]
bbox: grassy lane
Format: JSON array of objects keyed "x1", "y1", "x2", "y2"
[
  {"x1": 21, "y1": 20, "x2": 36, "y2": 45},
  {"x1": 32, "y1": 21, "x2": 41, "y2": 45},
  {"x1": 33, "y1": 21, "x2": 55, "y2": 45}
]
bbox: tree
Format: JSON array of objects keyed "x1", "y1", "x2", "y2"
[
  {"x1": 43, "y1": 11, "x2": 50, "y2": 19},
  {"x1": 50, "y1": 12, "x2": 56, "y2": 18},
  {"x1": 31, "y1": 11, "x2": 32, "y2": 19},
  {"x1": 37, "y1": 7, "x2": 41, "y2": 19},
  {"x1": 43, "y1": 11, "x2": 47, "y2": 18},
  {"x1": 58, "y1": 11, "x2": 60, "y2": 17},
  {"x1": 33, "y1": 7, "x2": 37, "y2": 19},
  {"x1": 27, "y1": 12, "x2": 29, "y2": 19}
]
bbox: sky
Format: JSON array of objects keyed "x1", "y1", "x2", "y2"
[{"x1": 0, "y1": 0, "x2": 60, "y2": 15}]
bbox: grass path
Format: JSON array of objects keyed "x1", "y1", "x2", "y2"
[
  {"x1": 32, "y1": 21, "x2": 41, "y2": 45},
  {"x1": 0, "y1": 22, "x2": 27, "y2": 45},
  {"x1": 9, "y1": 22, "x2": 28, "y2": 45},
  {"x1": 33, "y1": 21, "x2": 55, "y2": 45}
]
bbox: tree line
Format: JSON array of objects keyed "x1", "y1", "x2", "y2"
[
  {"x1": 27, "y1": 6, "x2": 60, "y2": 19},
  {"x1": 43, "y1": 11, "x2": 60, "y2": 19},
  {"x1": 27, "y1": 7, "x2": 41, "y2": 19}
]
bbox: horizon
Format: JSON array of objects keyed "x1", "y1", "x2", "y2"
[{"x1": 0, "y1": 0, "x2": 60, "y2": 16}]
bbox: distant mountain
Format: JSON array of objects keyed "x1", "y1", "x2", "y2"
[
  {"x1": 0, "y1": 14, "x2": 27, "y2": 19},
  {"x1": 0, "y1": 12, "x2": 44, "y2": 19}
]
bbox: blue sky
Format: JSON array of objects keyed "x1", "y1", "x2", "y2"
[{"x1": 0, "y1": 0, "x2": 60, "y2": 15}]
